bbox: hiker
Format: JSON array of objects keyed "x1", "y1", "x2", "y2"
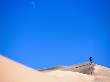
[{"x1": 89, "y1": 56, "x2": 93, "y2": 63}]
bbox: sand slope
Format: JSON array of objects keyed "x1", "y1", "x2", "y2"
[{"x1": 0, "y1": 55, "x2": 110, "y2": 82}]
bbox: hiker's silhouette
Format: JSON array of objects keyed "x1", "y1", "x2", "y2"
[{"x1": 89, "y1": 56, "x2": 93, "y2": 63}]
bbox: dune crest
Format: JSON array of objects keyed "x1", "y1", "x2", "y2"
[{"x1": 0, "y1": 55, "x2": 110, "y2": 82}]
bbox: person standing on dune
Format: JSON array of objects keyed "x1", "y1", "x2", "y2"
[
  {"x1": 89, "y1": 56, "x2": 93, "y2": 63},
  {"x1": 89, "y1": 56, "x2": 94, "y2": 75}
]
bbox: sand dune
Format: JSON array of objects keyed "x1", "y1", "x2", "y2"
[{"x1": 0, "y1": 55, "x2": 110, "y2": 82}]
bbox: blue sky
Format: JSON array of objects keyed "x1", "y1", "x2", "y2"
[{"x1": 0, "y1": 0, "x2": 110, "y2": 69}]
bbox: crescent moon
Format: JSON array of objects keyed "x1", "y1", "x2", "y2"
[{"x1": 31, "y1": 1, "x2": 36, "y2": 8}]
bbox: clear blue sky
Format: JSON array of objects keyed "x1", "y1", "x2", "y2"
[{"x1": 0, "y1": 0, "x2": 110, "y2": 69}]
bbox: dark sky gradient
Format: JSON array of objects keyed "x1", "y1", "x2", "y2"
[{"x1": 0, "y1": 0, "x2": 110, "y2": 69}]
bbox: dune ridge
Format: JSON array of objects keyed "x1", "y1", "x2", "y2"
[{"x1": 0, "y1": 55, "x2": 110, "y2": 82}]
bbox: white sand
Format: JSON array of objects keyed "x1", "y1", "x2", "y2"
[{"x1": 0, "y1": 55, "x2": 110, "y2": 82}]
